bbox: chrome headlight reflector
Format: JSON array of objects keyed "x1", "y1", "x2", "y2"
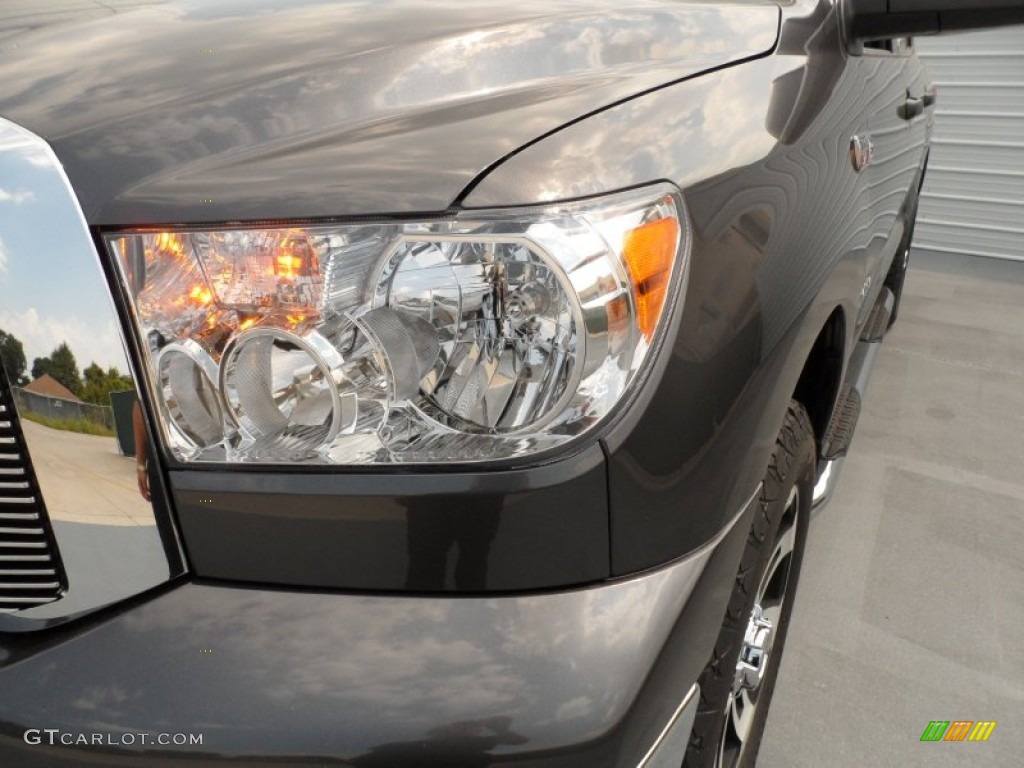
[
  {"x1": 108, "y1": 184, "x2": 689, "y2": 465},
  {"x1": 156, "y1": 340, "x2": 224, "y2": 452}
]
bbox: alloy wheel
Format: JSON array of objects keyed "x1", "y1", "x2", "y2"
[{"x1": 716, "y1": 486, "x2": 800, "y2": 768}]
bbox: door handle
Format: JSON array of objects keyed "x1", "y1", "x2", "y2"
[
  {"x1": 922, "y1": 86, "x2": 937, "y2": 108},
  {"x1": 899, "y1": 96, "x2": 924, "y2": 121}
]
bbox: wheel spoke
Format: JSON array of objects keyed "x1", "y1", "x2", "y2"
[
  {"x1": 730, "y1": 688, "x2": 756, "y2": 743},
  {"x1": 758, "y1": 489, "x2": 799, "y2": 604},
  {"x1": 760, "y1": 604, "x2": 782, "y2": 637},
  {"x1": 786, "y1": 485, "x2": 798, "y2": 511},
  {"x1": 759, "y1": 524, "x2": 794, "y2": 599}
]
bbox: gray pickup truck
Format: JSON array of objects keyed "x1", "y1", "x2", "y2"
[{"x1": 1, "y1": 1, "x2": 1021, "y2": 766}]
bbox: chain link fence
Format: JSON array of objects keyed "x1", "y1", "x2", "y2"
[{"x1": 12, "y1": 388, "x2": 116, "y2": 431}]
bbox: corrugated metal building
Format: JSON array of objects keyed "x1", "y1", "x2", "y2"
[{"x1": 914, "y1": 27, "x2": 1024, "y2": 262}]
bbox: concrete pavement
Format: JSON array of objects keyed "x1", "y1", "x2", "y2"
[
  {"x1": 16, "y1": 420, "x2": 169, "y2": 619},
  {"x1": 759, "y1": 252, "x2": 1024, "y2": 767},
  {"x1": 22, "y1": 418, "x2": 154, "y2": 525}
]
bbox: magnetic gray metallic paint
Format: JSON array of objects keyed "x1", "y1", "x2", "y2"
[
  {"x1": 0, "y1": 0, "x2": 778, "y2": 225},
  {"x1": 0, "y1": 0, "x2": 784, "y2": 592},
  {"x1": 0, "y1": 491, "x2": 754, "y2": 766},
  {"x1": 0, "y1": 0, "x2": 941, "y2": 764},
  {"x1": 466, "y1": 0, "x2": 932, "y2": 573},
  {"x1": 0, "y1": 0, "x2": 931, "y2": 586},
  {"x1": 171, "y1": 444, "x2": 610, "y2": 592}
]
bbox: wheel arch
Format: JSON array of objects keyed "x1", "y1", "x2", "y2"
[{"x1": 791, "y1": 305, "x2": 846, "y2": 453}]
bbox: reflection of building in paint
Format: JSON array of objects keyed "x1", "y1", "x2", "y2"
[
  {"x1": 22, "y1": 373, "x2": 81, "y2": 403},
  {"x1": 14, "y1": 375, "x2": 116, "y2": 432}
]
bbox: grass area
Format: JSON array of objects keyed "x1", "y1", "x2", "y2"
[{"x1": 21, "y1": 411, "x2": 116, "y2": 438}]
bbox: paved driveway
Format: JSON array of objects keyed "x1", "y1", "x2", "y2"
[{"x1": 22, "y1": 418, "x2": 152, "y2": 525}]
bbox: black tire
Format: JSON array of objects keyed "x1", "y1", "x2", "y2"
[{"x1": 684, "y1": 402, "x2": 815, "y2": 768}]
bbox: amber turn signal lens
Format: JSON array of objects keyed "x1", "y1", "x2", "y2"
[{"x1": 622, "y1": 217, "x2": 679, "y2": 341}]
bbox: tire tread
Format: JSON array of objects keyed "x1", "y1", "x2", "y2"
[{"x1": 684, "y1": 402, "x2": 814, "y2": 768}]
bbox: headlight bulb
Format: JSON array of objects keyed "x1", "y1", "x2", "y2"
[{"x1": 377, "y1": 238, "x2": 580, "y2": 433}]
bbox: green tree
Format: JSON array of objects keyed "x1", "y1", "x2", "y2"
[
  {"x1": 0, "y1": 329, "x2": 28, "y2": 385},
  {"x1": 31, "y1": 355, "x2": 52, "y2": 381},
  {"x1": 80, "y1": 363, "x2": 133, "y2": 406},
  {"x1": 32, "y1": 342, "x2": 81, "y2": 396}
]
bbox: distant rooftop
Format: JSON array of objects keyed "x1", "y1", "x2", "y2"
[{"x1": 22, "y1": 373, "x2": 82, "y2": 403}]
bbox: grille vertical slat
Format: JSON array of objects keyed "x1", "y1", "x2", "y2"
[{"x1": 0, "y1": 359, "x2": 66, "y2": 613}]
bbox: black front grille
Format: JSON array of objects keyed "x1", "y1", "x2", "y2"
[{"x1": 0, "y1": 360, "x2": 65, "y2": 613}]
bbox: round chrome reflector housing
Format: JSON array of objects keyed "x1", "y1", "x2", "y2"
[
  {"x1": 220, "y1": 329, "x2": 349, "y2": 459},
  {"x1": 374, "y1": 237, "x2": 581, "y2": 433},
  {"x1": 156, "y1": 341, "x2": 224, "y2": 450}
]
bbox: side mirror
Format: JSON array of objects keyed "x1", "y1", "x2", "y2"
[{"x1": 845, "y1": 0, "x2": 1024, "y2": 43}]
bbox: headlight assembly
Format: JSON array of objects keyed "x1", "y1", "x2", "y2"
[{"x1": 107, "y1": 184, "x2": 689, "y2": 464}]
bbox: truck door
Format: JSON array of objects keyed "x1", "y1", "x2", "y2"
[{"x1": 855, "y1": 37, "x2": 917, "y2": 326}]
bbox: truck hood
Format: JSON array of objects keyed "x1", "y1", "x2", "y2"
[{"x1": 0, "y1": 0, "x2": 779, "y2": 225}]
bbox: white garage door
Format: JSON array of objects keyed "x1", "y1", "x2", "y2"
[{"x1": 914, "y1": 27, "x2": 1024, "y2": 262}]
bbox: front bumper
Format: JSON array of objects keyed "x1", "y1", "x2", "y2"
[{"x1": 0, "y1": 488, "x2": 754, "y2": 766}]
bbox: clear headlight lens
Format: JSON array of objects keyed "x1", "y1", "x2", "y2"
[{"x1": 107, "y1": 184, "x2": 689, "y2": 464}]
